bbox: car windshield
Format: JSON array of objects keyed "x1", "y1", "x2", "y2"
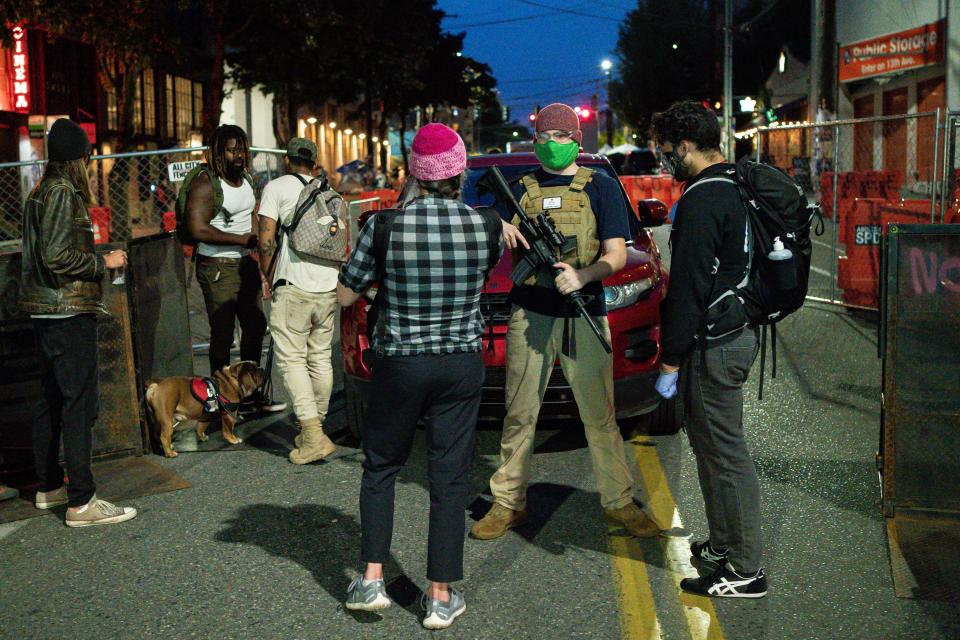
[{"x1": 462, "y1": 161, "x2": 639, "y2": 237}]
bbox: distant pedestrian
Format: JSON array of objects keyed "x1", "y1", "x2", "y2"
[
  {"x1": 651, "y1": 101, "x2": 766, "y2": 598},
  {"x1": 19, "y1": 118, "x2": 137, "y2": 527},
  {"x1": 338, "y1": 123, "x2": 502, "y2": 630},
  {"x1": 184, "y1": 124, "x2": 284, "y2": 412},
  {"x1": 257, "y1": 138, "x2": 338, "y2": 464}
]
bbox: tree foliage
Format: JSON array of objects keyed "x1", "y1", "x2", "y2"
[{"x1": 610, "y1": 0, "x2": 716, "y2": 134}]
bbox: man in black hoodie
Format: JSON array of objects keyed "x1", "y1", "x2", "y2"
[{"x1": 652, "y1": 101, "x2": 767, "y2": 598}]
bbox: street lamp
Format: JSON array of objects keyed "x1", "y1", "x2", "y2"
[
  {"x1": 306, "y1": 116, "x2": 317, "y2": 124},
  {"x1": 601, "y1": 59, "x2": 614, "y2": 147}
]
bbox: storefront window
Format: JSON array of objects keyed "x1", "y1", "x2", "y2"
[
  {"x1": 193, "y1": 82, "x2": 203, "y2": 129},
  {"x1": 175, "y1": 76, "x2": 192, "y2": 142},
  {"x1": 143, "y1": 69, "x2": 156, "y2": 135},
  {"x1": 165, "y1": 74, "x2": 175, "y2": 139},
  {"x1": 106, "y1": 87, "x2": 119, "y2": 131}
]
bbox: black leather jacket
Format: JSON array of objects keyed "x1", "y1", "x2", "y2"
[{"x1": 19, "y1": 177, "x2": 107, "y2": 316}]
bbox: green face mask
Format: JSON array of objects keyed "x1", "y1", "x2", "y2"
[{"x1": 535, "y1": 140, "x2": 579, "y2": 171}]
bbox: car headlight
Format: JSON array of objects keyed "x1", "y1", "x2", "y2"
[{"x1": 604, "y1": 278, "x2": 655, "y2": 311}]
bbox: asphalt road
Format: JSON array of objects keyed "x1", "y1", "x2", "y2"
[{"x1": 2, "y1": 221, "x2": 957, "y2": 639}]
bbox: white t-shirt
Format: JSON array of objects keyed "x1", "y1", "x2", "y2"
[
  {"x1": 258, "y1": 173, "x2": 339, "y2": 293},
  {"x1": 198, "y1": 178, "x2": 256, "y2": 258}
]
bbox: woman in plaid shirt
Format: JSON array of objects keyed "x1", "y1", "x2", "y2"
[{"x1": 337, "y1": 123, "x2": 502, "y2": 629}]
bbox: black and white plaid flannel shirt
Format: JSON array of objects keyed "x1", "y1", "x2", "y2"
[{"x1": 339, "y1": 194, "x2": 504, "y2": 357}]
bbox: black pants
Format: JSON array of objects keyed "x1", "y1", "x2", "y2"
[
  {"x1": 196, "y1": 255, "x2": 267, "y2": 373},
  {"x1": 680, "y1": 326, "x2": 762, "y2": 573},
  {"x1": 32, "y1": 315, "x2": 100, "y2": 508},
  {"x1": 360, "y1": 351, "x2": 483, "y2": 583}
]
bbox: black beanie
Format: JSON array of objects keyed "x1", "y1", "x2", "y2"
[{"x1": 48, "y1": 119, "x2": 92, "y2": 162}]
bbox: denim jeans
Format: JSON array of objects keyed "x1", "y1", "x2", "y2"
[
  {"x1": 32, "y1": 314, "x2": 100, "y2": 507},
  {"x1": 681, "y1": 326, "x2": 763, "y2": 573}
]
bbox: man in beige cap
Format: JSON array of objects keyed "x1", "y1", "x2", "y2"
[
  {"x1": 258, "y1": 138, "x2": 338, "y2": 464},
  {"x1": 471, "y1": 103, "x2": 661, "y2": 541}
]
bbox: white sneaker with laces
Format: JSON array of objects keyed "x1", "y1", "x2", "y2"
[{"x1": 65, "y1": 495, "x2": 138, "y2": 528}]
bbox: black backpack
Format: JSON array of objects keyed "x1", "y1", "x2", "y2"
[
  {"x1": 735, "y1": 158, "x2": 824, "y2": 325},
  {"x1": 693, "y1": 160, "x2": 824, "y2": 397}
]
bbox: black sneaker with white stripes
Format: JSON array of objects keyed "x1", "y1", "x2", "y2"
[
  {"x1": 681, "y1": 563, "x2": 768, "y2": 598},
  {"x1": 690, "y1": 540, "x2": 729, "y2": 569}
]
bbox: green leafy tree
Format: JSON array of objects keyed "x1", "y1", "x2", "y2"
[{"x1": 610, "y1": 0, "x2": 717, "y2": 134}]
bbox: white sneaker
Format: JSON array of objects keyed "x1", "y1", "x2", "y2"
[
  {"x1": 35, "y1": 485, "x2": 68, "y2": 509},
  {"x1": 422, "y1": 588, "x2": 466, "y2": 630},
  {"x1": 65, "y1": 495, "x2": 138, "y2": 528},
  {"x1": 345, "y1": 576, "x2": 392, "y2": 611}
]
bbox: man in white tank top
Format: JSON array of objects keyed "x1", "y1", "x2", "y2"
[
  {"x1": 258, "y1": 138, "x2": 339, "y2": 463},
  {"x1": 184, "y1": 124, "x2": 284, "y2": 412}
]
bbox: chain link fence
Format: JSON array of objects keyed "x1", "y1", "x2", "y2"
[
  {"x1": 0, "y1": 146, "x2": 287, "y2": 244},
  {"x1": 752, "y1": 111, "x2": 943, "y2": 310}
]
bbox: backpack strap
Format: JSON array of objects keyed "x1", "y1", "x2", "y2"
[
  {"x1": 568, "y1": 166, "x2": 595, "y2": 192},
  {"x1": 292, "y1": 173, "x2": 308, "y2": 186},
  {"x1": 473, "y1": 206, "x2": 503, "y2": 352},
  {"x1": 473, "y1": 206, "x2": 504, "y2": 274},
  {"x1": 370, "y1": 209, "x2": 400, "y2": 357}
]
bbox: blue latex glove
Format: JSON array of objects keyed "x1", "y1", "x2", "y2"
[{"x1": 655, "y1": 370, "x2": 678, "y2": 399}]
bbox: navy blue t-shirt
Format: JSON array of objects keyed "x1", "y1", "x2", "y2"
[{"x1": 495, "y1": 168, "x2": 630, "y2": 317}]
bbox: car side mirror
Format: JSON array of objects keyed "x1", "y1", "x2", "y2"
[{"x1": 637, "y1": 199, "x2": 669, "y2": 227}]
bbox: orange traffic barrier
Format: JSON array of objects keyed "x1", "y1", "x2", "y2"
[
  {"x1": 359, "y1": 189, "x2": 400, "y2": 209},
  {"x1": 162, "y1": 211, "x2": 194, "y2": 258},
  {"x1": 89, "y1": 207, "x2": 111, "y2": 244},
  {"x1": 838, "y1": 199, "x2": 940, "y2": 306}
]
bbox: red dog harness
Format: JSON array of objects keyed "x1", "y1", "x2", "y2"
[{"x1": 189, "y1": 377, "x2": 240, "y2": 416}]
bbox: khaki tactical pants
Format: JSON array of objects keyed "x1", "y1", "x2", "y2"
[
  {"x1": 490, "y1": 307, "x2": 635, "y2": 510},
  {"x1": 268, "y1": 284, "x2": 337, "y2": 424}
]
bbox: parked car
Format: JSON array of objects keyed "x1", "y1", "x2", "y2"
[{"x1": 340, "y1": 153, "x2": 676, "y2": 437}]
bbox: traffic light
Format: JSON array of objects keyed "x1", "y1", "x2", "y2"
[{"x1": 574, "y1": 106, "x2": 592, "y2": 120}]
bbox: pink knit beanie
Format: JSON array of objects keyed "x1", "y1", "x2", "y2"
[{"x1": 408, "y1": 123, "x2": 467, "y2": 181}]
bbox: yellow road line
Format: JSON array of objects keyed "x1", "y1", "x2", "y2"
[
  {"x1": 608, "y1": 525, "x2": 662, "y2": 640},
  {"x1": 632, "y1": 435, "x2": 726, "y2": 640}
]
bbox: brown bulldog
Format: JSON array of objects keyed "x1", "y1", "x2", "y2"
[{"x1": 144, "y1": 361, "x2": 264, "y2": 458}]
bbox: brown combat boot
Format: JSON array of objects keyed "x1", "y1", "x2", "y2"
[
  {"x1": 604, "y1": 502, "x2": 662, "y2": 538},
  {"x1": 289, "y1": 417, "x2": 336, "y2": 464},
  {"x1": 469, "y1": 503, "x2": 529, "y2": 540}
]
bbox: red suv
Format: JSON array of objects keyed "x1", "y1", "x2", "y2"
[{"x1": 340, "y1": 153, "x2": 676, "y2": 436}]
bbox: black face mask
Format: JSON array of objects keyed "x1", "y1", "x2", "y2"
[{"x1": 664, "y1": 147, "x2": 691, "y2": 182}]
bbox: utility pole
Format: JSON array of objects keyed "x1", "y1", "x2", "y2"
[
  {"x1": 724, "y1": 0, "x2": 734, "y2": 162},
  {"x1": 602, "y1": 59, "x2": 614, "y2": 148}
]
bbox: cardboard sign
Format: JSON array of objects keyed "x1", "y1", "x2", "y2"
[
  {"x1": 839, "y1": 20, "x2": 945, "y2": 82},
  {"x1": 167, "y1": 161, "x2": 202, "y2": 183},
  {"x1": 854, "y1": 224, "x2": 882, "y2": 246}
]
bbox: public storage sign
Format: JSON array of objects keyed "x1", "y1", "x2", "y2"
[
  {"x1": 167, "y1": 161, "x2": 202, "y2": 183},
  {"x1": 839, "y1": 19, "x2": 945, "y2": 82}
]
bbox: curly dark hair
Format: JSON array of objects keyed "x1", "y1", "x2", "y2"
[
  {"x1": 650, "y1": 101, "x2": 722, "y2": 152},
  {"x1": 208, "y1": 124, "x2": 249, "y2": 178}
]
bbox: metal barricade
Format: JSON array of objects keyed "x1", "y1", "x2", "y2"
[
  {"x1": 749, "y1": 111, "x2": 943, "y2": 310},
  {"x1": 0, "y1": 146, "x2": 287, "y2": 245}
]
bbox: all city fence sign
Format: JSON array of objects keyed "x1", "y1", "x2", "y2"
[
  {"x1": 839, "y1": 19, "x2": 945, "y2": 82},
  {"x1": 167, "y1": 160, "x2": 202, "y2": 183}
]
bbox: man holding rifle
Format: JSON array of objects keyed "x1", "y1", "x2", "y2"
[{"x1": 471, "y1": 103, "x2": 661, "y2": 540}]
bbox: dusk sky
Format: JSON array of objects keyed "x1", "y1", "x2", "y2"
[{"x1": 437, "y1": 0, "x2": 634, "y2": 122}]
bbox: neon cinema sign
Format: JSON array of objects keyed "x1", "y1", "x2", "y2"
[{"x1": 11, "y1": 25, "x2": 29, "y2": 112}]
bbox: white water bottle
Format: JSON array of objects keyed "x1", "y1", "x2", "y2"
[{"x1": 767, "y1": 236, "x2": 797, "y2": 290}]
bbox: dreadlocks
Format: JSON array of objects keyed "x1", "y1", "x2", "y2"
[{"x1": 208, "y1": 124, "x2": 250, "y2": 179}]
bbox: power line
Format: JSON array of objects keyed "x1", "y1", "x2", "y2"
[{"x1": 511, "y1": 0, "x2": 622, "y2": 22}]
